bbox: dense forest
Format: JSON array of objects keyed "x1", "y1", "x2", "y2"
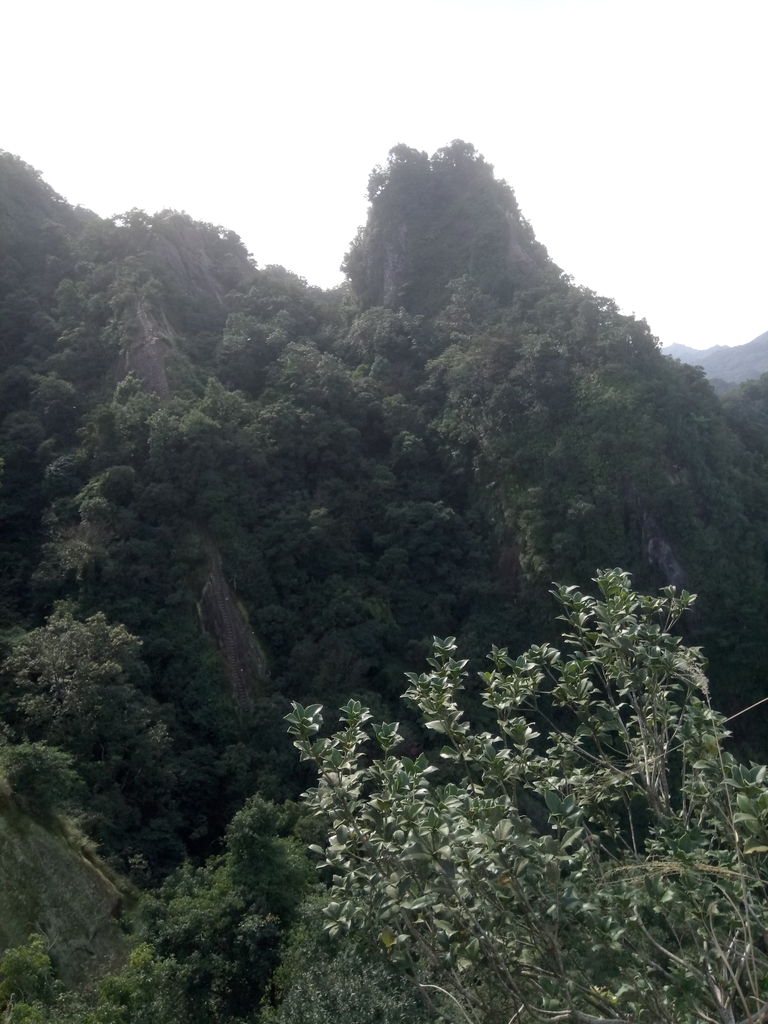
[{"x1": 1, "y1": 141, "x2": 768, "y2": 1022}]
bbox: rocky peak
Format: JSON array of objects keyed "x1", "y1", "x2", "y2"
[{"x1": 343, "y1": 140, "x2": 551, "y2": 317}]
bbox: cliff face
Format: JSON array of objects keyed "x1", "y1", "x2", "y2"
[
  {"x1": 199, "y1": 544, "x2": 270, "y2": 713},
  {"x1": 0, "y1": 786, "x2": 127, "y2": 987},
  {"x1": 117, "y1": 300, "x2": 173, "y2": 400}
]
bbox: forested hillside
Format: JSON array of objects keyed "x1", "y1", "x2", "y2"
[{"x1": 1, "y1": 142, "x2": 768, "y2": 1022}]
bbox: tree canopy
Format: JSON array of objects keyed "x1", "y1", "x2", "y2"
[{"x1": 1, "y1": 141, "x2": 768, "y2": 1021}]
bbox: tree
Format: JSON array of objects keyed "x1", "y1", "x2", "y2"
[
  {"x1": 0, "y1": 741, "x2": 81, "y2": 819},
  {"x1": 288, "y1": 570, "x2": 768, "y2": 1024},
  {"x1": 137, "y1": 795, "x2": 314, "y2": 1023},
  {"x1": 0, "y1": 934, "x2": 56, "y2": 1015},
  {"x1": 6, "y1": 607, "x2": 178, "y2": 870},
  {"x1": 261, "y1": 895, "x2": 433, "y2": 1024}
]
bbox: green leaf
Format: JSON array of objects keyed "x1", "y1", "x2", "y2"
[
  {"x1": 561, "y1": 827, "x2": 584, "y2": 850},
  {"x1": 545, "y1": 790, "x2": 562, "y2": 814}
]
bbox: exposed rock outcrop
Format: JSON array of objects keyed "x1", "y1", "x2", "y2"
[
  {"x1": 504, "y1": 208, "x2": 538, "y2": 274},
  {"x1": 0, "y1": 790, "x2": 127, "y2": 987},
  {"x1": 624, "y1": 480, "x2": 686, "y2": 590},
  {"x1": 382, "y1": 223, "x2": 408, "y2": 307},
  {"x1": 149, "y1": 216, "x2": 258, "y2": 302},
  {"x1": 117, "y1": 300, "x2": 171, "y2": 400},
  {"x1": 199, "y1": 546, "x2": 269, "y2": 713}
]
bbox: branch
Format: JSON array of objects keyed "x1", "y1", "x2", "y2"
[
  {"x1": 736, "y1": 1002, "x2": 768, "y2": 1024},
  {"x1": 417, "y1": 983, "x2": 481, "y2": 1024},
  {"x1": 632, "y1": 906, "x2": 709, "y2": 987}
]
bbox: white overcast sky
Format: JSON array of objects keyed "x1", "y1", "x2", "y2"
[{"x1": 2, "y1": 0, "x2": 766, "y2": 349}]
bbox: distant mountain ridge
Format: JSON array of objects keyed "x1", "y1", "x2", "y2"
[{"x1": 663, "y1": 331, "x2": 768, "y2": 383}]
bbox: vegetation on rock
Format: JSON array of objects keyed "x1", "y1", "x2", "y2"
[{"x1": 1, "y1": 140, "x2": 768, "y2": 1021}]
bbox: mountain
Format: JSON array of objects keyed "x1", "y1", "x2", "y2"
[
  {"x1": 1, "y1": 144, "x2": 767, "y2": 822},
  {"x1": 2, "y1": 142, "x2": 768, "y2": 1019},
  {"x1": 663, "y1": 330, "x2": 768, "y2": 384}
]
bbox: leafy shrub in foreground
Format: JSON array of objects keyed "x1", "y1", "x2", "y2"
[{"x1": 290, "y1": 570, "x2": 768, "y2": 1024}]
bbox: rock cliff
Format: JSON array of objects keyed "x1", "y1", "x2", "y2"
[{"x1": 0, "y1": 783, "x2": 128, "y2": 987}]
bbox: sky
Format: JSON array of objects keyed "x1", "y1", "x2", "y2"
[{"x1": 3, "y1": 0, "x2": 766, "y2": 350}]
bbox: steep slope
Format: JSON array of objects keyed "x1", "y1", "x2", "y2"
[
  {"x1": 199, "y1": 543, "x2": 270, "y2": 713},
  {"x1": 0, "y1": 783, "x2": 127, "y2": 987}
]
